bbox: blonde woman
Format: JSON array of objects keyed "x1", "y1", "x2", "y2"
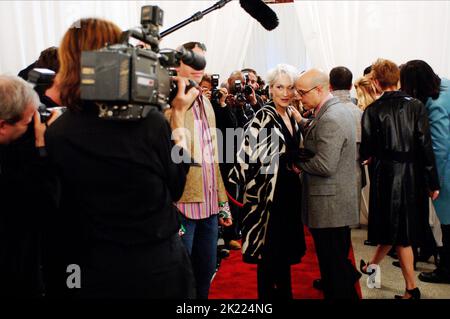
[{"x1": 354, "y1": 75, "x2": 380, "y2": 110}]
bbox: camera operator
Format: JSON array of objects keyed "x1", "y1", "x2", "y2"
[
  {"x1": 241, "y1": 68, "x2": 265, "y2": 112},
  {"x1": 43, "y1": 18, "x2": 197, "y2": 299},
  {"x1": 0, "y1": 75, "x2": 60, "y2": 298},
  {"x1": 165, "y1": 41, "x2": 232, "y2": 299},
  {"x1": 226, "y1": 71, "x2": 256, "y2": 128}
]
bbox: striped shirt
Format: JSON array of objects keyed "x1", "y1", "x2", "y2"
[{"x1": 176, "y1": 97, "x2": 219, "y2": 220}]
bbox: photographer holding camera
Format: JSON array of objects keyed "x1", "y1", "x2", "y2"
[
  {"x1": 43, "y1": 18, "x2": 198, "y2": 298},
  {"x1": 241, "y1": 68, "x2": 265, "y2": 112},
  {"x1": 0, "y1": 75, "x2": 60, "y2": 297},
  {"x1": 226, "y1": 71, "x2": 256, "y2": 128}
]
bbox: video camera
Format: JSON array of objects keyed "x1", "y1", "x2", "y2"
[
  {"x1": 210, "y1": 74, "x2": 222, "y2": 105},
  {"x1": 79, "y1": 6, "x2": 205, "y2": 121},
  {"x1": 27, "y1": 68, "x2": 67, "y2": 122}
]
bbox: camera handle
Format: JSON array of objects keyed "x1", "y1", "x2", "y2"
[{"x1": 160, "y1": 0, "x2": 232, "y2": 38}]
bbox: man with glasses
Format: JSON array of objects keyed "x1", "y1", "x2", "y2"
[{"x1": 293, "y1": 69, "x2": 361, "y2": 299}]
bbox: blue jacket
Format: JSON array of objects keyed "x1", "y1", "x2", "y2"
[{"x1": 426, "y1": 78, "x2": 450, "y2": 225}]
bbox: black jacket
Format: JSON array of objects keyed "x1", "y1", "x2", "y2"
[
  {"x1": 43, "y1": 104, "x2": 190, "y2": 297},
  {"x1": 360, "y1": 91, "x2": 440, "y2": 245},
  {"x1": 0, "y1": 125, "x2": 58, "y2": 297}
]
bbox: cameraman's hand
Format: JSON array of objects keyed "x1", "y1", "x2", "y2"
[
  {"x1": 171, "y1": 76, "x2": 199, "y2": 114},
  {"x1": 33, "y1": 109, "x2": 61, "y2": 148},
  {"x1": 218, "y1": 88, "x2": 228, "y2": 107}
]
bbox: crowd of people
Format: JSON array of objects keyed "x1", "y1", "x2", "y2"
[{"x1": 0, "y1": 17, "x2": 449, "y2": 300}]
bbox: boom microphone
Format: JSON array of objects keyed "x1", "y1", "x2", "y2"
[{"x1": 239, "y1": 0, "x2": 279, "y2": 31}]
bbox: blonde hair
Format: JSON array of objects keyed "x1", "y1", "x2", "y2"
[
  {"x1": 266, "y1": 64, "x2": 298, "y2": 87},
  {"x1": 354, "y1": 75, "x2": 379, "y2": 110}
]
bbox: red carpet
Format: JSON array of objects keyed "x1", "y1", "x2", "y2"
[{"x1": 209, "y1": 228, "x2": 361, "y2": 299}]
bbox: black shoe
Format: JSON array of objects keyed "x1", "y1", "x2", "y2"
[
  {"x1": 219, "y1": 249, "x2": 230, "y2": 259},
  {"x1": 394, "y1": 287, "x2": 421, "y2": 299},
  {"x1": 418, "y1": 269, "x2": 450, "y2": 284},
  {"x1": 392, "y1": 261, "x2": 417, "y2": 271},
  {"x1": 360, "y1": 260, "x2": 374, "y2": 275},
  {"x1": 312, "y1": 278, "x2": 323, "y2": 291},
  {"x1": 364, "y1": 240, "x2": 377, "y2": 246}
]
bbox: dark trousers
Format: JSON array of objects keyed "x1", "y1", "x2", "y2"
[
  {"x1": 257, "y1": 262, "x2": 292, "y2": 299},
  {"x1": 222, "y1": 182, "x2": 241, "y2": 245},
  {"x1": 310, "y1": 226, "x2": 360, "y2": 300}
]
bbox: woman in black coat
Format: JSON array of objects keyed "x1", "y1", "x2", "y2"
[
  {"x1": 359, "y1": 59, "x2": 440, "y2": 299},
  {"x1": 43, "y1": 18, "x2": 198, "y2": 298}
]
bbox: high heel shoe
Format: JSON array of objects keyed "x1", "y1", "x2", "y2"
[
  {"x1": 394, "y1": 287, "x2": 421, "y2": 299},
  {"x1": 359, "y1": 260, "x2": 374, "y2": 275}
]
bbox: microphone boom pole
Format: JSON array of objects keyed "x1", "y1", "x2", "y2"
[{"x1": 160, "y1": 0, "x2": 233, "y2": 38}]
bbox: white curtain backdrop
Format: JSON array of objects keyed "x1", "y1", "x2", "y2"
[
  {"x1": 294, "y1": 1, "x2": 450, "y2": 78},
  {"x1": 1, "y1": 1, "x2": 450, "y2": 81},
  {"x1": 0, "y1": 0, "x2": 308, "y2": 81}
]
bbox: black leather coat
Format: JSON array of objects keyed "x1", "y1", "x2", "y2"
[{"x1": 360, "y1": 91, "x2": 440, "y2": 245}]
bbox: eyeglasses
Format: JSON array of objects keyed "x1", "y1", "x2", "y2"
[{"x1": 296, "y1": 86, "x2": 318, "y2": 97}]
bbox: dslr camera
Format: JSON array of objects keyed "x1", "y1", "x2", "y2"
[
  {"x1": 210, "y1": 74, "x2": 222, "y2": 106},
  {"x1": 79, "y1": 6, "x2": 204, "y2": 121},
  {"x1": 233, "y1": 79, "x2": 252, "y2": 104},
  {"x1": 27, "y1": 68, "x2": 67, "y2": 122}
]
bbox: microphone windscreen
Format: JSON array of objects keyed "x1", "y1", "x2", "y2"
[
  {"x1": 180, "y1": 48, "x2": 207, "y2": 71},
  {"x1": 239, "y1": 0, "x2": 279, "y2": 31}
]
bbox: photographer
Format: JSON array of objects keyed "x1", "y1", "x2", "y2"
[
  {"x1": 226, "y1": 71, "x2": 256, "y2": 128},
  {"x1": 43, "y1": 18, "x2": 197, "y2": 298},
  {"x1": 0, "y1": 75, "x2": 60, "y2": 297},
  {"x1": 203, "y1": 74, "x2": 242, "y2": 253},
  {"x1": 241, "y1": 68, "x2": 265, "y2": 112}
]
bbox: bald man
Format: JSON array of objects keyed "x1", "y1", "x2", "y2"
[{"x1": 294, "y1": 69, "x2": 360, "y2": 299}]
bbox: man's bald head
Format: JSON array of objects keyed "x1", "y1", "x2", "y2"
[
  {"x1": 296, "y1": 69, "x2": 329, "y2": 90},
  {"x1": 295, "y1": 69, "x2": 331, "y2": 110}
]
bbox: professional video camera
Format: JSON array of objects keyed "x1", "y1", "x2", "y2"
[
  {"x1": 210, "y1": 74, "x2": 222, "y2": 105},
  {"x1": 27, "y1": 68, "x2": 67, "y2": 122},
  {"x1": 79, "y1": 6, "x2": 205, "y2": 121}
]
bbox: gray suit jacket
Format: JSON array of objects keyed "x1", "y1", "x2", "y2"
[{"x1": 299, "y1": 97, "x2": 359, "y2": 229}]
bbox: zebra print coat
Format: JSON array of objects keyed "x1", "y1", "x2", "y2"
[{"x1": 229, "y1": 104, "x2": 299, "y2": 263}]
